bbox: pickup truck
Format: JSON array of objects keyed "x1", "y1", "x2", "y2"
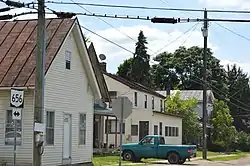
[{"x1": 121, "y1": 135, "x2": 196, "y2": 164}]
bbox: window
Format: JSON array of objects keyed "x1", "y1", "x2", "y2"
[
  {"x1": 131, "y1": 125, "x2": 138, "y2": 136},
  {"x1": 79, "y1": 113, "x2": 86, "y2": 145},
  {"x1": 134, "y1": 92, "x2": 138, "y2": 107},
  {"x1": 105, "y1": 119, "x2": 125, "y2": 134},
  {"x1": 152, "y1": 96, "x2": 154, "y2": 110},
  {"x1": 165, "y1": 126, "x2": 179, "y2": 137},
  {"x1": 144, "y1": 95, "x2": 147, "y2": 109},
  {"x1": 5, "y1": 110, "x2": 22, "y2": 145},
  {"x1": 160, "y1": 100, "x2": 163, "y2": 112},
  {"x1": 109, "y1": 91, "x2": 117, "y2": 108},
  {"x1": 140, "y1": 137, "x2": 155, "y2": 145},
  {"x1": 46, "y1": 111, "x2": 55, "y2": 145},
  {"x1": 65, "y1": 50, "x2": 71, "y2": 70},
  {"x1": 159, "y1": 122, "x2": 162, "y2": 136},
  {"x1": 154, "y1": 125, "x2": 158, "y2": 135}
]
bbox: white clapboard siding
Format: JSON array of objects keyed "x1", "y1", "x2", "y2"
[
  {"x1": 42, "y1": 26, "x2": 94, "y2": 166},
  {"x1": 0, "y1": 90, "x2": 34, "y2": 166}
]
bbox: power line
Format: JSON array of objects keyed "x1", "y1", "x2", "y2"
[
  {"x1": 215, "y1": 22, "x2": 250, "y2": 42},
  {"x1": 81, "y1": 25, "x2": 135, "y2": 55},
  {"x1": 44, "y1": 1, "x2": 250, "y2": 14},
  {"x1": 153, "y1": 22, "x2": 199, "y2": 55}
]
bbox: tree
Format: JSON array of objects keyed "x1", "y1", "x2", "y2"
[
  {"x1": 117, "y1": 31, "x2": 151, "y2": 86},
  {"x1": 226, "y1": 64, "x2": 250, "y2": 133},
  {"x1": 211, "y1": 100, "x2": 237, "y2": 152},
  {"x1": 151, "y1": 46, "x2": 228, "y2": 99},
  {"x1": 165, "y1": 91, "x2": 201, "y2": 144},
  {"x1": 117, "y1": 58, "x2": 133, "y2": 80}
]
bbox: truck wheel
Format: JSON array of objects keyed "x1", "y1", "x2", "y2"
[
  {"x1": 178, "y1": 158, "x2": 186, "y2": 164},
  {"x1": 122, "y1": 151, "x2": 134, "y2": 161},
  {"x1": 167, "y1": 152, "x2": 180, "y2": 164}
]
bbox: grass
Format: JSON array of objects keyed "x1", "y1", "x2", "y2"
[
  {"x1": 93, "y1": 151, "x2": 250, "y2": 165},
  {"x1": 207, "y1": 151, "x2": 250, "y2": 161},
  {"x1": 93, "y1": 155, "x2": 158, "y2": 166}
]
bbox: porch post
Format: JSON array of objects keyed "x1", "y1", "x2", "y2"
[
  {"x1": 105, "y1": 115, "x2": 109, "y2": 150},
  {"x1": 115, "y1": 117, "x2": 118, "y2": 148}
]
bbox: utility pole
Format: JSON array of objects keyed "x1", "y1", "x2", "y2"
[
  {"x1": 202, "y1": 9, "x2": 208, "y2": 160},
  {"x1": 33, "y1": 0, "x2": 46, "y2": 165}
]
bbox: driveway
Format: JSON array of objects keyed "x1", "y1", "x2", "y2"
[{"x1": 150, "y1": 157, "x2": 250, "y2": 166}]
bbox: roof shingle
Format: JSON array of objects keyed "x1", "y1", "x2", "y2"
[{"x1": 0, "y1": 18, "x2": 75, "y2": 87}]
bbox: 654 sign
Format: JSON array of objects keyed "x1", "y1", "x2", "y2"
[{"x1": 10, "y1": 88, "x2": 24, "y2": 108}]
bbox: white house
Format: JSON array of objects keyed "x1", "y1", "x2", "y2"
[
  {"x1": 99, "y1": 63, "x2": 183, "y2": 147},
  {"x1": 0, "y1": 18, "x2": 101, "y2": 166}
]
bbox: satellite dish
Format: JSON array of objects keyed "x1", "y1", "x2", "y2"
[{"x1": 99, "y1": 54, "x2": 106, "y2": 60}]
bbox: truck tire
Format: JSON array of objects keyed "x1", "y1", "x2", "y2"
[
  {"x1": 122, "y1": 150, "x2": 134, "y2": 161},
  {"x1": 167, "y1": 152, "x2": 180, "y2": 164},
  {"x1": 178, "y1": 158, "x2": 186, "y2": 164}
]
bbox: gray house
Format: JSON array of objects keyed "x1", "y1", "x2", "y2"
[{"x1": 156, "y1": 90, "x2": 215, "y2": 119}]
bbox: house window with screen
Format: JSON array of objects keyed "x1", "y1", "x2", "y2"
[
  {"x1": 152, "y1": 96, "x2": 154, "y2": 109},
  {"x1": 131, "y1": 125, "x2": 138, "y2": 136},
  {"x1": 65, "y1": 50, "x2": 71, "y2": 70},
  {"x1": 46, "y1": 111, "x2": 55, "y2": 145},
  {"x1": 144, "y1": 95, "x2": 147, "y2": 109},
  {"x1": 134, "y1": 92, "x2": 138, "y2": 107},
  {"x1": 79, "y1": 113, "x2": 86, "y2": 145}
]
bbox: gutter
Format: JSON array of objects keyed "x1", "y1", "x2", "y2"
[{"x1": 0, "y1": 87, "x2": 35, "y2": 90}]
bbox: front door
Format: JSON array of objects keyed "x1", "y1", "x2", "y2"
[
  {"x1": 63, "y1": 114, "x2": 72, "y2": 164},
  {"x1": 139, "y1": 121, "x2": 149, "y2": 141}
]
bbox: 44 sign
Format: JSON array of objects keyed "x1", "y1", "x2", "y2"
[{"x1": 10, "y1": 88, "x2": 24, "y2": 108}]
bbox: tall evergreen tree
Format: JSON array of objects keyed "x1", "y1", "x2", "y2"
[{"x1": 117, "y1": 31, "x2": 151, "y2": 86}]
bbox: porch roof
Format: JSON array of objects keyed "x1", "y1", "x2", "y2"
[{"x1": 94, "y1": 104, "x2": 115, "y2": 116}]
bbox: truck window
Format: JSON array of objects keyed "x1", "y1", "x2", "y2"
[
  {"x1": 141, "y1": 137, "x2": 154, "y2": 145},
  {"x1": 159, "y1": 137, "x2": 165, "y2": 144}
]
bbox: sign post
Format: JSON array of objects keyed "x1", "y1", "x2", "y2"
[
  {"x1": 10, "y1": 88, "x2": 24, "y2": 166},
  {"x1": 112, "y1": 96, "x2": 132, "y2": 166}
]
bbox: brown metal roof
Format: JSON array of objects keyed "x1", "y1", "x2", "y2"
[
  {"x1": 87, "y1": 43, "x2": 111, "y2": 102},
  {"x1": 103, "y1": 72, "x2": 166, "y2": 99},
  {"x1": 0, "y1": 18, "x2": 75, "y2": 87}
]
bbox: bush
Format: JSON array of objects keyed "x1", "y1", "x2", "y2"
[{"x1": 236, "y1": 131, "x2": 250, "y2": 152}]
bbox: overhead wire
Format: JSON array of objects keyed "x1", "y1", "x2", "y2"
[{"x1": 44, "y1": 1, "x2": 250, "y2": 14}]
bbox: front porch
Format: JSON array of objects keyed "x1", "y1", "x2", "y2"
[{"x1": 93, "y1": 104, "x2": 119, "y2": 152}]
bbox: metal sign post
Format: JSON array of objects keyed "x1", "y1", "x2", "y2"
[
  {"x1": 112, "y1": 96, "x2": 132, "y2": 166},
  {"x1": 10, "y1": 88, "x2": 24, "y2": 166}
]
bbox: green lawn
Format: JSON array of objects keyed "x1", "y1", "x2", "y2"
[
  {"x1": 93, "y1": 151, "x2": 250, "y2": 165},
  {"x1": 93, "y1": 156, "x2": 157, "y2": 166}
]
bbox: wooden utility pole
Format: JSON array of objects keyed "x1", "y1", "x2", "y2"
[
  {"x1": 202, "y1": 9, "x2": 208, "y2": 160},
  {"x1": 33, "y1": 0, "x2": 46, "y2": 165}
]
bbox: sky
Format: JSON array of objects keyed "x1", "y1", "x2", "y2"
[{"x1": 1, "y1": 0, "x2": 250, "y2": 74}]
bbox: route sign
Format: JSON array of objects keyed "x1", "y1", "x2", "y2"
[
  {"x1": 10, "y1": 88, "x2": 24, "y2": 108},
  {"x1": 12, "y1": 108, "x2": 22, "y2": 120}
]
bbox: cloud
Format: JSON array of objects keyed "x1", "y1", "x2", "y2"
[
  {"x1": 199, "y1": 0, "x2": 250, "y2": 9},
  {"x1": 86, "y1": 24, "x2": 217, "y2": 73}
]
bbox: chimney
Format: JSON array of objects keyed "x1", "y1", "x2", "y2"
[
  {"x1": 166, "y1": 84, "x2": 171, "y2": 96},
  {"x1": 99, "y1": 62, "x2": 107, "y2": 72}
]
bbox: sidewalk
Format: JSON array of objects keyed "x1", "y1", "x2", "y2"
[{"x1": 152, "y1": 154, "x2": 239, "y2": 164}]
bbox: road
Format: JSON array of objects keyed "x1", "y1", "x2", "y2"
[{"x1": 150, "y1": 157, "x2": 250, "y2": 166}]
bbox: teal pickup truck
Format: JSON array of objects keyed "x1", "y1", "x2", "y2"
[{"x1": 121, "y1": 135, "x2": 197, "y2": 164}]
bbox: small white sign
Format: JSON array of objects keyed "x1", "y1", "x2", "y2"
[
  {"x1": 10, "y1": 89, "x2": 24, "y2": 108},
  {"x1": 12, "y1": 108, "x2": 22, "y2": 120},
  {"x1": 34, "y1": 123, "x2": 45, "y2": 133}
]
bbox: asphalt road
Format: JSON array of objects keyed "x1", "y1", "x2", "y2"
[{"x1": 150, "y1": 157, "x2": 250, "y2": 166}]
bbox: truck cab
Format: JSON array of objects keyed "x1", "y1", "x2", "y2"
[{"x1": 122, "y1": 135, "x2": 196, "y2": 164}]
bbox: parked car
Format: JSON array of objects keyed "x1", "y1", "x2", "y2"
[
  {"x1": 121, "y1": 135, "x2": 197, "y2": 164},
  {"x1": 5, "y1": 131, "x2": 22, "y2": 145}
]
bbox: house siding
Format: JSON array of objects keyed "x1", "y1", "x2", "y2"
[
  {"x1": 103, "y1": 75, "x2": 182, "y2": 146},
  {"x1": 42, "y1": 28, "x2": 94, "y2": 165},
  {"x1": 0, "y1": 90, "x2": 34, "y2": 166}
]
